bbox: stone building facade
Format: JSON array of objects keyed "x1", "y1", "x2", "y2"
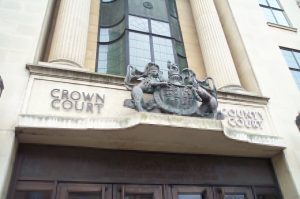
[{"x1": 0, "y1": 0, "x2": 299, "y2": 198}]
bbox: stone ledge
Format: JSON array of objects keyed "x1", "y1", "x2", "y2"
[
  {"x1": 27, "y1": 63, "x2": 270, "y2": 105},
  {"x1": 267, "y1": 22, "x2": 298, "y2": 32},
  {"x1": 16, "y1": 113, "x2": 285, "y2": 157},
  {"x1": 27, "y1": 62, "x2": 125, "y2": 86}
]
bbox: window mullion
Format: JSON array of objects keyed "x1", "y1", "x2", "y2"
[
  {"x1": 124, "y1": 0, "x2": 129, "y2": 74},
  {"x1": 149, "y1": 19, "x2": 155, "y2": 62},
  {"x1": 291, "y1": 51, "x2": 300, "y2": 69},
  {"x1": 270, "y1": 9, "x2": 279, "y2": 24}
]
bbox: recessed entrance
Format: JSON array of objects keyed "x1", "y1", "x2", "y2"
[
  {"x1": 13, "y1": 183, "x2": 280, "y2": 199},
  {"x1": 9, "y1": 145, "x2": 282, "y2": 199}
]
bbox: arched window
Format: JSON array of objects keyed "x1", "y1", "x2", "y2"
[{"x1": 96, "y1": 0, "x2": 187, "y2": 77}]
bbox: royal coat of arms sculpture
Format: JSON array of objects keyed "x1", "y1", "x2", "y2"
[{"x1": 124, "y1": 62, "x2": 222, "y2": 119}]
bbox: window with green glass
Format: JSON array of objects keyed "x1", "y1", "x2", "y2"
[{"x1": 97, "y1": 0, "x2": 187, "y2": 77}]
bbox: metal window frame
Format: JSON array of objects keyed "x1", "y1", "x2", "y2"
[
  {"x1": 280, "y1": 47, "x2": 300, "y2": 89},
  {"x1": 96, "y1": 0, "x2": 187, "y2": 75},
  {"x1": 259, "y1": 0, "x2": 292, "y2": 27}
]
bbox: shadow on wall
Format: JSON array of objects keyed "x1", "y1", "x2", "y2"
[
  {"x1": 296, "y1": 113, "x2": 300, "y2": 131},
  {"x1": 0, "y1": 75, "x2": 3, "y2": 97}
]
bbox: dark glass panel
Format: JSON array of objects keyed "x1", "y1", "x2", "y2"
[
  {"x1": 170, "y1": 17, "x2": 182, "y2": 41},
  {"x1": 99, "y1": 19, "x2": 125, "y2": 42},
  {"x1": 100, "y1": 0, "x2": 124, "y2": 26},
  {"x1": 167, "y1": 0, "x2": 177, "y2": 17},
  {"x1": 257, "y1": 194, "x2": 278, "y2": 199},
  {"x1": 129, "y1": 15, "x2": 149, "y2": 33},
  {"x1": 178, "y1": 194, "x2": 202, "y2": 199},
  {"x1": 129, "y1": 32, "x2": 151, "y2": 71},
  {"x1": 151, "y1": 20, "x2": 171, "y2": 37},
  {"x1": 15, "y1": 191, "x2": 52, "y2": 199},
  {"x1": 125, "y1": 194, "x2": 153, "y2": 199},
  {"x1": 224, "y1": 194, "x2": 245, "y2": 199},
  {"x1": 176, "y1": 42, "x2": 185, "y2": 57},
  {"x1": 97, "y1": 36, "x2": 126, "y2": 76},
  {"x1": 128, "y1": 0, "x2": 168, "y2": 21},
  {"x1": 68, "y1": 192, "x2": 101, "y2": 199},
  {"x1": 178, "y1": 56, "x2": 188, "y2": 72}
]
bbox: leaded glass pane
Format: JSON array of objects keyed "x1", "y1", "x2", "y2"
[
  {"x1": 267, "y1": 0, "x2": 281, "y2": 9},
  {"x1": 128, "y1": 0, "x2": 168, "y2": 21},
  {"x1": 291, "y1": 70, "x2": 300, "y2": 89},
  {"x1": 151, "y1": 20, "x2": 171, "y2": 37},
  {"x1": 99, "y1": 20, "x2": 125, "y2": 42},
  {"x1": 170, "y1": 17, "x2": 182, "y2": 41},
  {"x1": 129, "y1": 16, "x2": 149, "y2": 33},
  {"x1": 281, "y1": 49, "x2": 299, "y2": 69},
  {"x1": 100, "y1": 0, "x2": 124, "y2": 26},
  {"x1": 129, "y1": 32, "x2": 151, "y2": 71},
  {"x1": 273, "y1": 10, "x2": 289, "y2": 26},
  {"x1": 153, "y1": 36, "x2": 175, "y2": 78},
  {"x1": 97, "y1": 36, "x2": 125, "y2": 75},
  {"x1": 262, "y1": 7, "x2": 276, "y2": 23}
]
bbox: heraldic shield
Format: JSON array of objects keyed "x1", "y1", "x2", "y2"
[
  {"x1": 153, "y1": 84, "x2": 198, "y2": 115},
  {"x1": 123, "y1": 61, "x2": 221, "y2": 119}
]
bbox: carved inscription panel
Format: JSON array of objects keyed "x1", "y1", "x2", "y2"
[
  {"x1": 24, "y1": 77, "x2": 134, "y2": 117},
  {"x1": 219, "y1": 103, "x2": 273, "y2": 135},
  {"x1": 50, "y1": 89, "x2": 105, "y2": 114}
]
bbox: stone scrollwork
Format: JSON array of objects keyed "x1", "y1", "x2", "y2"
[{"x1": 124, "y1": 62, "x2": 223, "y2": 119}]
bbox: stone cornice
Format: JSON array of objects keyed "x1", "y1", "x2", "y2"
[
  {"x1": 27, "y1": 62, "x2": 125, "y2": 86},
  {"x1": 26, "y1": 63, "x2": 269, "y2": 105}
]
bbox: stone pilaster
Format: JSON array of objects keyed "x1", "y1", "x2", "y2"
[
  {"x1": 48, "y1": 0, "x2": 91, "y2": 67},
  {"x1": 190, "y1": 0, "x2": 242, "y2": 90}
]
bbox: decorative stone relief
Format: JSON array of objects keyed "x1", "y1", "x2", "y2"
[{"x1": 124, "y1": 62, "x2": 223, "y2": 119}]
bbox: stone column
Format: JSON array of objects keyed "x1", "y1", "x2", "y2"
[
  {"x1": 48, "y1": 0, "x2": 91, "y2": 67},
  {"x1": 190, "y1": 0, "x2": 242, "y2": 90}
]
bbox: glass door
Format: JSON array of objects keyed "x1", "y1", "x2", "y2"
[
  {"x1": 213, "y1": 187, "x2": 254, "y2": 199},
  {"x1": 171, "y1": 186, "x2": 213, "y2": 199},
  {"x1": 57, "y1": 184, "x2": 111, "y2": 199},
  {"x1": 13, "y1": 181, "x2": 55, "y2": 199},
  {"x1": 113, "y1": 185, "x2": 163, "y2": 199}
]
